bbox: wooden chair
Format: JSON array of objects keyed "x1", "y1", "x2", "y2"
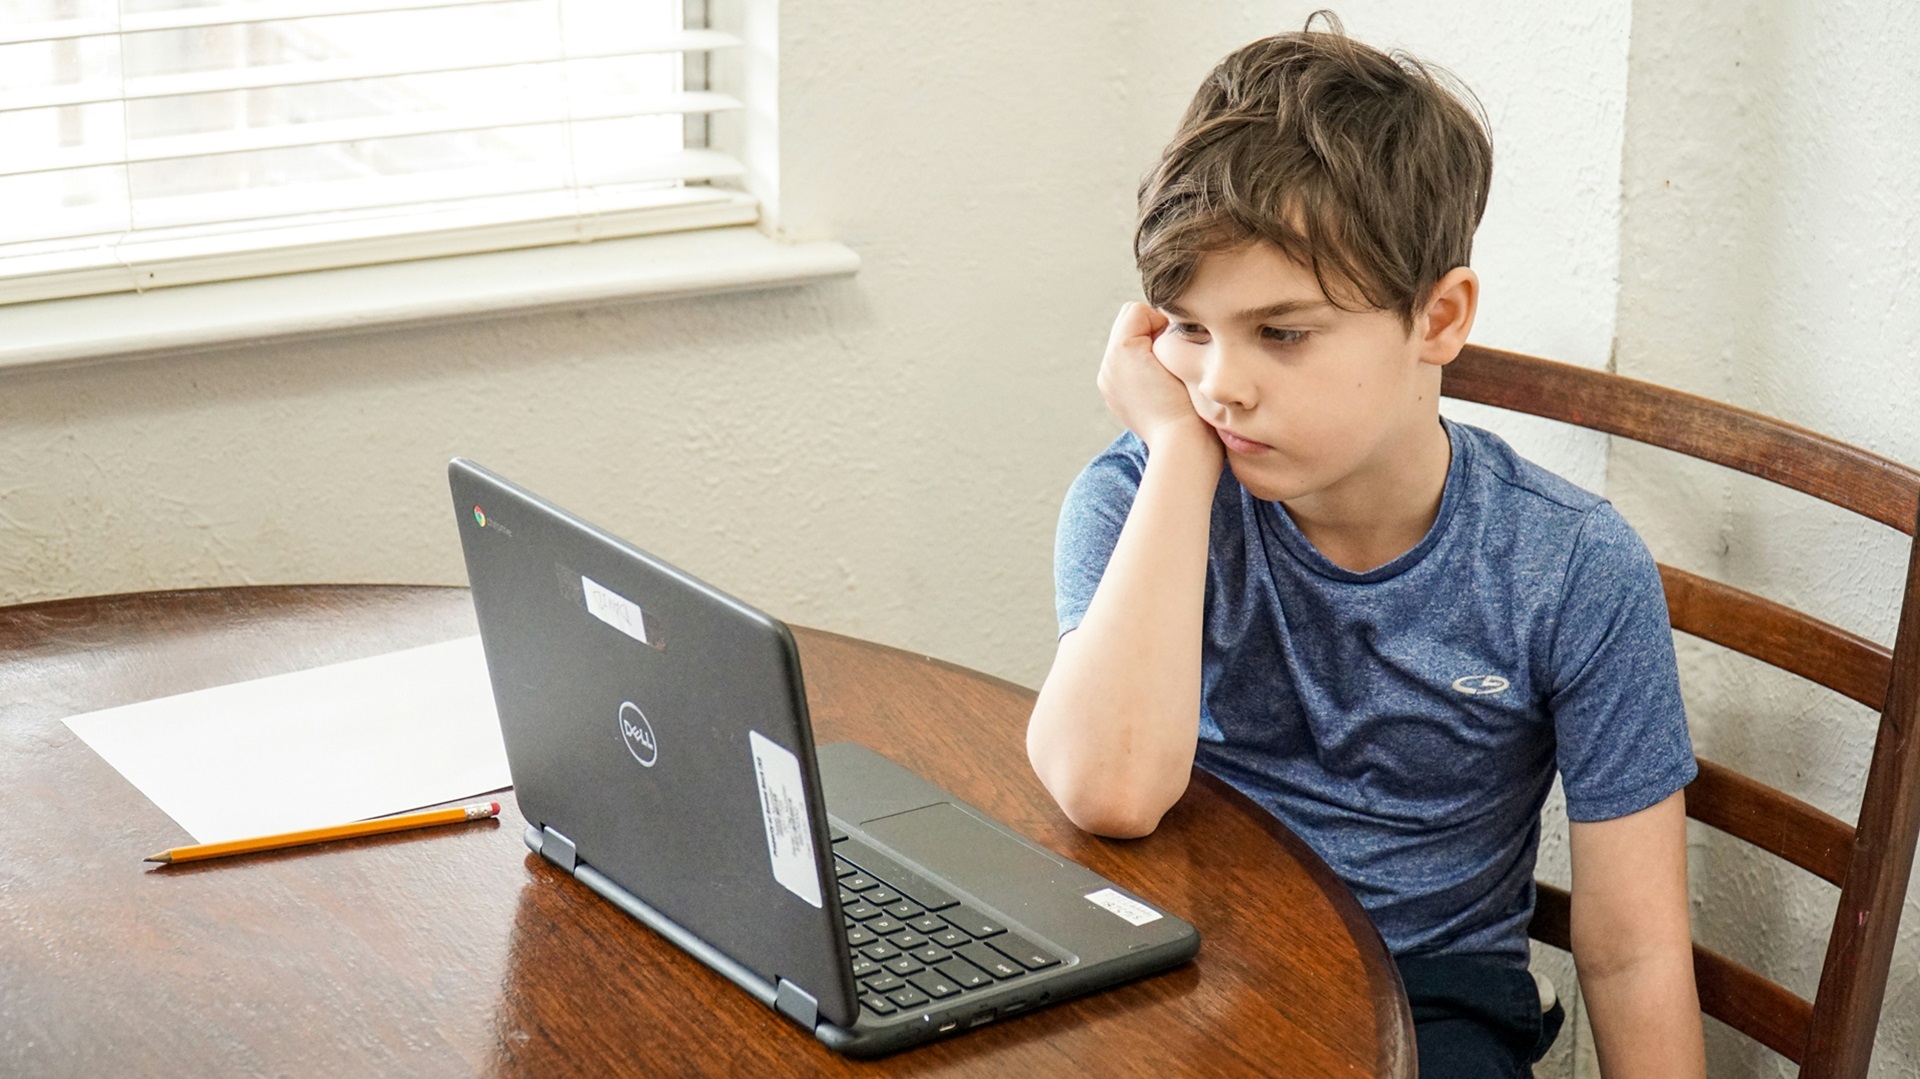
[{"x1": 1440, "y1": 345, "x2": 1920, "y2": 1078}]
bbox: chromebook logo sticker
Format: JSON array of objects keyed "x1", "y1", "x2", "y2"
[
  {"x1": 473, "y1": 506, "x2": 487, "y2": 527},
  {"x1": 619, "y1": 701, "x2": 658, "y2": 767}
]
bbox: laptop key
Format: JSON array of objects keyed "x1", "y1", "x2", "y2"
[
  {"x1": 866, "y1": 916, "x2": 904, "y2": 935},
  {"x1": 887, "y1": 987, "x2": 931, "y2": 1009},
  {"x1": 954, "y1": 942, "x2": 1024, "y2": 980},
  {"x1": 930, "y1": 928, "x2": 970, "y2": 948},
  {"x1": 845, "y1": 926, "x2": 876, "y2": 947},
  {"x1": 864, "y1": 886, "x2": 902, "y2": 906},
  {"x1": 942, "y1": 905, "x2": 1006, "y2": 938},
  {"x1": 861, "y1": 994, "x2": 897, "y2": 1016},
  {"x1": 850, "y1": 957, "x2": 879, "y2": 978},
  {"x1": 861, "y1": 942, "x2": 900, "y2": 961},
  {"x1": 833, "y1": 838, "x2": 961, "y2": 911},
  {"x1": 834, "y1": 858, "x2": 858, "y2": 878},
  {"x1": 843, "y1": 902, "x2": 883, "y2": 921},
  {"x1": 889, "y1": 930, "x2": 928, "y2": 949},
  {"x1": 906, "y1": 915, "x2": 945, "y2": 933},
  {"x1": 908, "y1": 972, "x2": 963, "y2": 1000},
  {"x1": 935, "y1": 958, "x2": 994, "y2": 989},
  {"x1": 841, "y1": 874, "x2": 879, "y2": 892},
  {"x1": 883, "y1": 956, "x2": 924, "y2": 976},
  {"x1": 990, "y1": 932, "x2": 1063, "y2": 971},
  {"x1": 909, "y1": 944, "x2": 950, "y2": 965},
  {"x1": 863, "y1": 974, "x2": 905, "y2": 994},
  {"x1": 886, "y1": 901, "x2": 925, "y2": 920}
]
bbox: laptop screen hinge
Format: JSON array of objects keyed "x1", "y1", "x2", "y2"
[
  {"x1": 538, "y1": 825, "x2": 578, "y2": 873},
  {"x1": 774, "y1": 979, "x2": 819, "y2": 1030}
]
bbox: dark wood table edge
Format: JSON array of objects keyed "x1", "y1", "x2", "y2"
[{"x1": 5, "y1": 583, "x2": 1416, "y2": 1076}]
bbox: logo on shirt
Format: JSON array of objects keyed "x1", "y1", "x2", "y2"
[{"x1": 1452, "y1": 674, "x2": 1511, "y2": 696}]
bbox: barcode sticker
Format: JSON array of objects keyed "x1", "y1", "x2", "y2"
[
  {"x1": 1085, "y1": 887, "x2": 1162, "y2": 926},
  {"x1": 749, "y1": 731, "x2": 822, "y2": 908}
]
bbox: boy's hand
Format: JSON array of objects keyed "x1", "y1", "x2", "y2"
[{"x1": 1097, "y1": 302, "x2": 1214, "y2": 453}]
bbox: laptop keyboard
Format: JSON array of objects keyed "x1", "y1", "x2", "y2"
[{"x1": 832, "y1": 835, "x2": 1064, "y2": 1018}]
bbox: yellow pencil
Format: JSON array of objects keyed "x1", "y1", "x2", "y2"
[{"x1": 145, "y1": 801, "x2": 502, "y2": 864}]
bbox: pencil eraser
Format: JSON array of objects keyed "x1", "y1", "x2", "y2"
[{"x1": 490, "y1": 801, "x2": 501, "y2": 815}]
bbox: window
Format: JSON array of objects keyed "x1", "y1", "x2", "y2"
[{"x1": 0, "y1": 0, "x2": 754, "y2": 306}]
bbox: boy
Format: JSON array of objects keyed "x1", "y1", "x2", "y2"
[{"x1": 1026, "y1": 19, "x2": 1707, "y2": 1079}]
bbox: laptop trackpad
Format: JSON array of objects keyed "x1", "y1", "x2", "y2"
[{"x1": 860, "y1": 802, "x2": 1067, "y2": 887}]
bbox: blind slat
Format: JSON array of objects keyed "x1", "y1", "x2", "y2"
[
  {"x1": 0, "y1": 184, "x2": 758, "y2": 306},
  {"x1": 0, "y1": 32, "x2": 742, "y2": 113},
  {"x1": 6, "y1": 92, "x2": 741, "y2": 178},
  {"x1": 0, "y1": 0, "x2": 523, "y2": 47}
]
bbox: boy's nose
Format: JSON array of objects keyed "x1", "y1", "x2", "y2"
[{"x1": 1196, "y1": 347, "x2": 1258, "y2": 412}]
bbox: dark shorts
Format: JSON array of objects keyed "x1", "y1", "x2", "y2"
[{"x1": 1396, "y1": 956, "x2": 1565, "y2": 1079}]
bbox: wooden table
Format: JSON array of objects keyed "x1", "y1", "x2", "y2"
[{"x1": 0, "y1": 586, "x2": 1413, "y2": 1077}]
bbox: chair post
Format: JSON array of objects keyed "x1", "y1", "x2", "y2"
[{"x1": 1801, "y1": 513, "x2": 1920, "y2": 1078}]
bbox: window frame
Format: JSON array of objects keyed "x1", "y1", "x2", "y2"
[{"x1": 0, "y1": 0, "x2": 856, "y2": 373}]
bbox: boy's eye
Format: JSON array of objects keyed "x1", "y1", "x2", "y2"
[
  {"x1": 1261, "y1": 326, "x2": 1308, "y2": 345},
  {"x1": 1170, "y1": 322, "x2": 1207, "y2": 338}
]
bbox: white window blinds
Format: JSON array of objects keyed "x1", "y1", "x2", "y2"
[{"x1": 1, "y1": 0, "x2": 750, "y2": 305}]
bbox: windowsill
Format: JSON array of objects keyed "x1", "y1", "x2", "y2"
[{"x1": 0, "y1": 226, "x2": 860, "y2": 373}]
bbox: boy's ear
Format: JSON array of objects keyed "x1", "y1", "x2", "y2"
[{"x1": 1415, "y1": 267, "x2": 1478, "y2": 366}]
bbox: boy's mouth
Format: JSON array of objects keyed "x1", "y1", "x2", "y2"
[{"x1": 1210, "y1": 423, "x2": 1272, "y2": 454}]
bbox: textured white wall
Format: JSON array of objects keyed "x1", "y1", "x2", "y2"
[{"x1": 1610, "y1": 1, "x2": 1920, "y2": 1075}]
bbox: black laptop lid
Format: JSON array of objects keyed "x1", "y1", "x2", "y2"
[{"x1": 450, "y1": 459, "x2": 857, "y2": 1026}]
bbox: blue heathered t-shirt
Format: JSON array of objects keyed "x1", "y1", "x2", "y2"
[{"x1": 1054, "y1": 418, "x2": 1696, "y2": 967}]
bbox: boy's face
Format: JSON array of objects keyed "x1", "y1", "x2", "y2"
[{"x1": 1153, "y1": 241, "x2": 1455, "y2": 507}]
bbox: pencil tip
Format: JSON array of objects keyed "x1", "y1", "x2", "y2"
[{"x1": 144, "y1": 853, "x2": 171, "y2": 864}]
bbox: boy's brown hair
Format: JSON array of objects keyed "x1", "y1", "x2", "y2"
[{"x1": 1136, "y1": 12, "x2": 1492, "y2": 328}]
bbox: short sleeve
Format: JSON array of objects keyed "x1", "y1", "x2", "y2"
[
  {"x1": 1548, "y1": 504, "x2": 1698, "y2": 822},
  {"x1": 1054, "y1": 433, "x2": 1148, "y2": 637}
]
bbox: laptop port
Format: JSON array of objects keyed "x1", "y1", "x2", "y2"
[
  {"x1": 1000, "y1": 997, "x2": 1029, "y2": 1013},
  {"x1": 968, "y1": 1011, "x2": 995, "y2": 1028},
  {"x1": 937, "y1": 1021, "x2": 959, "y2": 1033}
]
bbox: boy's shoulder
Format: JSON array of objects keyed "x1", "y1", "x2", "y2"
[
  {"x1": 1448, "y1": 420, "x2": 1650, "y2": 563},
  {"x1": 1450, "y1": 420, "x2": 1604, "y2": 518}
]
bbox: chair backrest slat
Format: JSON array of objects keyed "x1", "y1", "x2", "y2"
[
  {"x1": 1443, "y1": 346, "x2": 1920, "y2": 535},
  {"x1": 1660, "y1": 564, "x2": 1894, "y2": 712},
  {"x1": 1695, "y1": 940, "x2": 1815, "y2": 1064},
  {"x1": 1688, "y1": 757, "x2": 1854, "y2": 886}
]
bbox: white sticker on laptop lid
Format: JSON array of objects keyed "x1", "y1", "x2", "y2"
[
  {"x1": 749, "y1": 730, "x2": 823, "y2": 908},
  {"x1": 582, "y1": 575, "x2": 648, "y2": 645},
  {"x1": 1085, "y1": 887, "x2": 1163, "y2": 926}
]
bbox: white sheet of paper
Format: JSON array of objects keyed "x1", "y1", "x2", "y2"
[{"x1": 63, "y1": 636, "x2": 509, "y2": 844}]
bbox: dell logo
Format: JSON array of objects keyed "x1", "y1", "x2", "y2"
[
  {"x1": 618, "y1": 701, "x2": 658, "y2": 767},
  {"x1": 1452, "y1": 674, "x2": 1511, "y2": 696}
]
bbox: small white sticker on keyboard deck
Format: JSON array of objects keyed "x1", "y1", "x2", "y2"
[
  {"x1": 749, "y1": 731, "x2": 822, "y2": 908},
  {"x1": 1084, "y1": 887, "x2": 1162, "y2": 926},
  {"x1": 582, "y1": 575, "x2": 648, "y2": 645}
]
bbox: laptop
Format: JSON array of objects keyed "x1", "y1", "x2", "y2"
[{"x1": 449, "y1": 459, "x2": 1198, "y2": 1056}]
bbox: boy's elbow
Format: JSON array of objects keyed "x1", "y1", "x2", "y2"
[
  {"x1": 1062, "y1": 799, "x2": 1168, "y2": 839},
  {"x1": 1030, "y1": 755, "x2": 1183, "y2": 839}
]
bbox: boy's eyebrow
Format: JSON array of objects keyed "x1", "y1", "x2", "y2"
[{"x1": 1160, "y1": 299, "x2": 1334, "y2": 322}]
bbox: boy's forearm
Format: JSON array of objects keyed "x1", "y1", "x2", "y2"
[
  {"x1": 1579, "y1": 953, "x2": 1706, "y2": 1079},
  {"x1": 1568, "y1": 793, "x2": 1704, "y2": 1078},
  {"x1": 1028, "y1": 428, "x2": 1220, "y2": 837}
]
